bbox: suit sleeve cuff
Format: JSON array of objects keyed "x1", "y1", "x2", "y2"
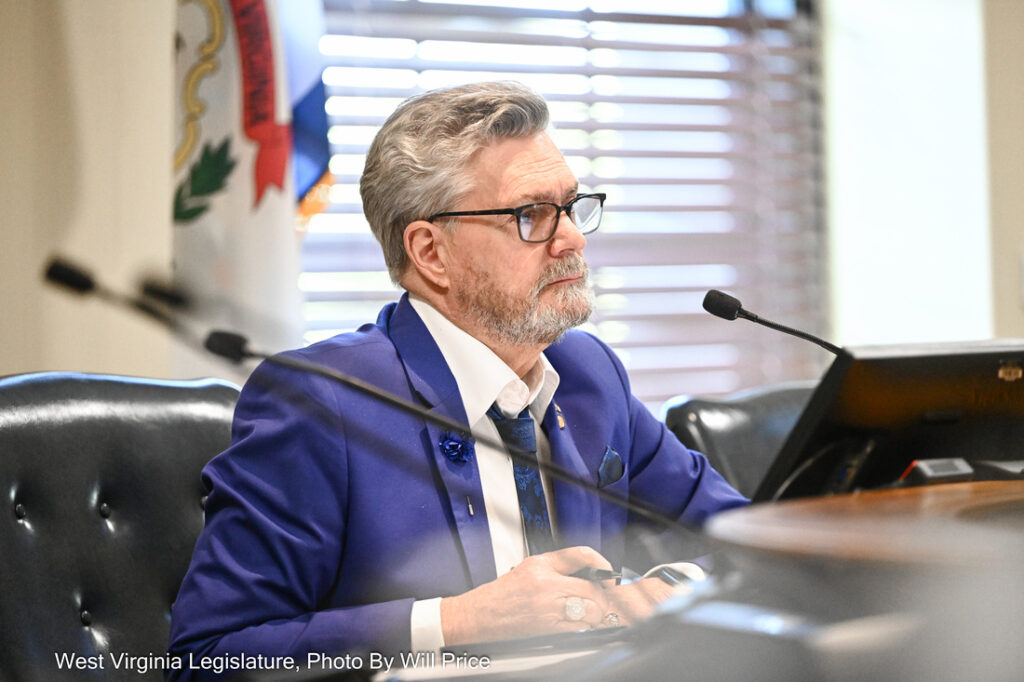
[{"x1": 410, "y1": 598, "x2": 446, "y2": 652}]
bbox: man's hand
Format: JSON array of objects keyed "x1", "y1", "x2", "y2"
[
  {"x1": 440, "y1": 546, "x2": 617, "y2": 645},
  {"x1": 601, "y1": 576, "x2": 677, "y2": 626}
]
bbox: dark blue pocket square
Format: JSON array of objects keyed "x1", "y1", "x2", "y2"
[{"x1": 597, "y1": 446, "x2": 624, "y2": 488}]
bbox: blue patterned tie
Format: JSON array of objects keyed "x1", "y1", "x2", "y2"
[{"x1": 486, "y1": 403, "x2": 555, "y2": 555}]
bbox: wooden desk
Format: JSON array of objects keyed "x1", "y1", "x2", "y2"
[
  {"x1": 413, "y1": 482, "x2": 1024, "y2": 681},
  {"x1": 692, "y1": 481, "x2": 1024, "y2": 679},
  {"x1": 707, "y1": 480, "x2": 1024, "y2": 566}
]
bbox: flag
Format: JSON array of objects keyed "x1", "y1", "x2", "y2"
[
  {"x1": 278, "y1": 0, "x2": 331, "y2": 208},
  {"x1": 172, "y1": 0, "x2": 329, "y2": 377}
]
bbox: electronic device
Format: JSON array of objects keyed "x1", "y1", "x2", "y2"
[{"x1": 755, "y1": 341, "x2": 1024, "y2": 501}]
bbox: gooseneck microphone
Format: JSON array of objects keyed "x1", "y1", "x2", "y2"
[
  {"x1": 702, "y1": 289, "x2": 841, "y2": 355},
  {"x1": 44, "y1": 259, "x2": 96, "y2": 294},
  {"x1": 202, "y1": 330, "x2": 473, "y2": 438},
  {"x1": 203, "y1": 330, "x2": 252, "y2": 364},
  {"x1": 44, "y1": 257, "x2": 180, "y2": 330},
  {"x1": 43, "y1": 254, "x2": 692, "y2": 534},
  {"x1": 203, "y1": 329, "x2": 691, "y2": 532}
]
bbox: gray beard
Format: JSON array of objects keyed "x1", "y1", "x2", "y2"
[{"x1": 454, "y1": 254, "x2": 595, "y2": 347}]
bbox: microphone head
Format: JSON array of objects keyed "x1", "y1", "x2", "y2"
[
  {"x1": 703, "y1": 289, "x2": 743, "y2": 321},
  {"x1": 44, "y1": 258, "x2": 95, "y2": 294},
  {"x1": 140, "y1": 278, "x2": 191, "y2": 309},
  {"x1": 204, "y1": 330, "x2": 251, "y2": 363}
]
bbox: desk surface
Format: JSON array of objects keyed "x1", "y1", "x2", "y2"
[{"x1": 706, "y1": 480, "x2": 1024, "y2": 566}]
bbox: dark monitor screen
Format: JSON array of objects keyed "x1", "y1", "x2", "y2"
[{"x1": 754, "y1": 340, "x2": 1024, "y2": 502}]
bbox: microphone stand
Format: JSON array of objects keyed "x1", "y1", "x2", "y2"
[
  {"x1": 703, "y1": 289, "x2": 842, "y2": 355},
  {"x1": 735, "y1": 309, "x2": 842, "y2": 355},
  {"x1": 44, "y1": 255, "x2": 698, "y2": 536},
  {"x1": 228, "y1": 338, "x2": 693, "y2": 534}
]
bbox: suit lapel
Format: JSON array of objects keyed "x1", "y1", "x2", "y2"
[
  {"x1": 542, "y1": 403, "x2": 602, "y2": 550},
  {"x1": 385, "y1": 296, "x2": 497, "y2": 587}
]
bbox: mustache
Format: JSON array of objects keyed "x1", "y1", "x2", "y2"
[{"x1": 536, "y1": 255, "x2": 589, "y2": 291}]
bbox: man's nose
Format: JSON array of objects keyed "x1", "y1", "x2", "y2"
[{"x1": 548, "y1": 210, "x2": 587, "y2": 255}]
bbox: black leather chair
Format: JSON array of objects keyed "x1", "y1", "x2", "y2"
[
  {"x1": 663, "y1": 382, "x2": 816, "y2": 499},
  {"x1": 0, "y1": 371, "x2": 238, "y2": 680}
]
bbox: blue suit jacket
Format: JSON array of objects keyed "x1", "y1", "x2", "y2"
[{"x1": 168, "y1": 295, "x2": 746, "y2": 676}]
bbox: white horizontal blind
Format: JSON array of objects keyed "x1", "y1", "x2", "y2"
[{"x1": 305, "y1": 0, "x2": 828, "y2": 410}]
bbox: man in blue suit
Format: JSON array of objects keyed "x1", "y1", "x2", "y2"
[{"x1": 169, "y1": 81, "x2": 747, "y2": 677}]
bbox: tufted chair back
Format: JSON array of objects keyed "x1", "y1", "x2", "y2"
[
  {"x1": 663, "y1": 382, "x2": 815, "y2": 499},
  {"x1": 0, "y1": 372, "x2": 238, "y2": 680}
]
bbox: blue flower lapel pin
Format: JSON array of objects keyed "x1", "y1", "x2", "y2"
[{"x1": 440, "y1": 433, "x2": 474, "y2": 464}]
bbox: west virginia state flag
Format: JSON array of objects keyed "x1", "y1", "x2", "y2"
[{"x1": 173, "y1": 0, "x2": 328, "y2": 376}]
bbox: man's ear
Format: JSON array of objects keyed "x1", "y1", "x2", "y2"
[{"x1": 403, "y1": 220, "x2": 451, "y2": 289}]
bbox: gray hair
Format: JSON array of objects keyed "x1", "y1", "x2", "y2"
[{"x1": 360, "y1": 81, "x2": 551, "y2": 282}]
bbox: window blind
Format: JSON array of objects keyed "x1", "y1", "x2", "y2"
[{"x1": 305, "y1": 0, "x2": 828, "y2": 411}]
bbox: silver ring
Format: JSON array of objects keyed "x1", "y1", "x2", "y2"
[
  {"x1": 602, "y1": 612, "x2": 620, "y2": 626},
  {"x1": 564, "y1": 596, "x2": 586, "y2": 622}
]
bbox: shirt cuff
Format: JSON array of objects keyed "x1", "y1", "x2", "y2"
[
  {"x1": 642, "y1": 561, "x2": 708, "y2": 583},
  {"x1": 410, "y1": 598, "x2": 446, "y2": 652}
]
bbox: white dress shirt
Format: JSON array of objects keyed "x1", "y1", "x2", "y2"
[{"x1": 407, "y1": 295, "x2": 560, "y2": 652}]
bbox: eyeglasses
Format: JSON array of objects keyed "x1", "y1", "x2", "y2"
[{"x1": 428, "y1": 192, "x2": 606, "y2": 243}]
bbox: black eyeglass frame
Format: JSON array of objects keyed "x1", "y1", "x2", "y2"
[{"x1": 427, "y1": 192, "x2": 606, "y2": 243}]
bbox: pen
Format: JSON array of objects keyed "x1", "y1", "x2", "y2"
[{"x1": 570, "y1": 567, "x2": 621, "y2": 581}]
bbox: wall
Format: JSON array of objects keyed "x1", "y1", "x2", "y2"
[
  {"x1": 2, "y1": 1, "x2": 1020, "y2": 378},
  {"x1": 822, "y1": 0, "x2": 994, "y2": 347},
  {"x1": 0, "y1": 0, "x2": 175, "y2": 378},
  {"x1": 984, "y1": 0, "x2": 1024, "y2": 338}
]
